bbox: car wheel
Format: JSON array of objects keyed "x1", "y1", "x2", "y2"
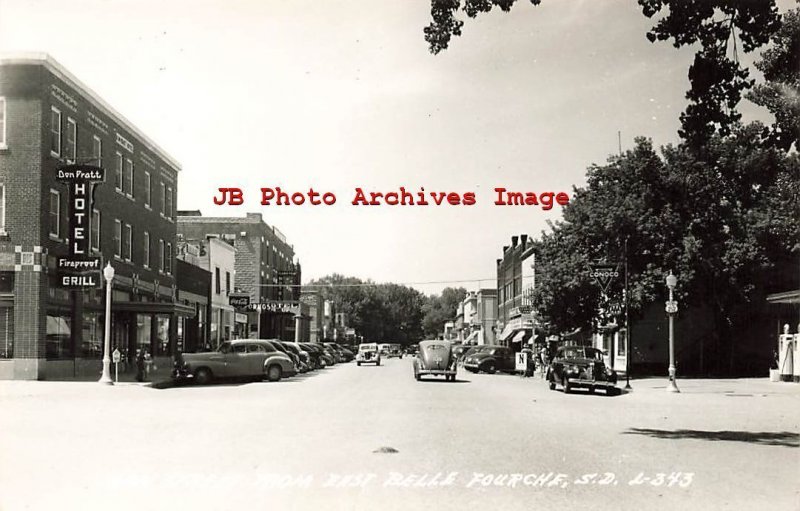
[
  {"x1": 548, "y1": 379, "x2": 556, "y2": 391},
  {"x1": 266, "y1": 364, "x2": 282, "y2": 382},
  {"x1": 588, "y1": 386, "x2": 595, "y2": 394},
  {"x1": 485, "y1": 362, "x2": 496, "y2": 374},
  {"x1": 562, "y1": 375, "x2": 571, "y2": 394},
  {"x1": 357, "y1": 361, "x2": 361, "y2": 366},
  {"x1": 608, "y1": 387, "x2": 620, "y2": 396},
  {"x1": 194, "y1": 368, "x2": 213, "y2": 385},
  {"x1": 376, "y1": 359, "x2": 381, "y2": 366}
]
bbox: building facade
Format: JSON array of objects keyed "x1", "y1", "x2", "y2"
[
  {"x1": 0, "y1": 53, "x2": 189, "y2": 379},
  {"x1": 177, "y1": 212, "x2": 300, "y2": 342},
  {"x1": 496, "y1": 234, "x2": 535, "y2": 349}
]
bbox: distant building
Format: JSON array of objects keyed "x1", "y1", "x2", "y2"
[
  {"x1": 177, "y1": 212, "x2": 300, "y2": 342},
  {"x1": 496, "y1": 234, "x2": 535, "y2": 349},
  {"x1": 300, "y1": 289, "x2": 323, "y2": 343},
  {"x1": 475, "y1": 288, "x2": 498, "y2": 345}
]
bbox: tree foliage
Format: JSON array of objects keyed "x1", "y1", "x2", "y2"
[
  {"x1": 305, "y1": 274, "x2": 426, "y2": 344},
  {"x1": 424, "y1": 0, "x2": 783, "y2": 148},
  {"x1": 421, "y1": 287, "x2": 467, "y2": 338}
]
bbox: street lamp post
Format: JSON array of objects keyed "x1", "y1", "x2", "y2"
[
  {"x1": 99, "y1": 262, "x2": 115, "y2": 385},
  {"x1": 665, "y1": 272, "x2": 680, "y2": 393}
]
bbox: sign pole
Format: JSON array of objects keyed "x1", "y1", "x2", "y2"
[{"x1": 624, "y1": 237, "x2": 632, "y2": 391}]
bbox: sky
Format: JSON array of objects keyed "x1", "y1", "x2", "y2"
[{"x1": 0, "y1": 0, "x2": 791, "y2": 296}]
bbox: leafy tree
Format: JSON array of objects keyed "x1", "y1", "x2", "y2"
[
  {"x1": 421, "y1": 287, "x2": 467, "y2": 338},
  {"x1": 747, "y1": 6, "x2": 800, "y2": 152},
  {"x1": 424, "y1": 0, "x2": 782, "y2": 147},
  {"x1": 305, "y1": 274, "x2": 426, "y2": 344}
]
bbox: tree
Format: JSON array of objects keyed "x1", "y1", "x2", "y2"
[
  {"x1": 424, "y1": 0, "x2": 782, "y2": 148},
  {"x1": 530, "y1": 129, "x2": 799, "y2": 374},
  {"x1": 305, "y1": 274, "x2": 426, "y2": 344},
  {"x1": 747, "y1": 6, "x2": 800, "y2": 152},
  {"x1": 421, "y1": 287, "x2": 467, "y2": 338}
]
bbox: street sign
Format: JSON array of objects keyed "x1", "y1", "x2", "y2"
[
  {"x1": 516, "y1": 351, "x2": 529, "y2": 372},
  {"x1": 665, "y1": 300, "x2": 678, "y2": 314},
  {"x1": 112, "y1": 349, "x2": 121, "y2": 363},
  {"x1": 589, "y1": 263, "x2": 620, "y2": 293}
]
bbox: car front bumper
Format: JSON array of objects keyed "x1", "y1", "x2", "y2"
[
  {"x1": 417, "y1": 369, "x2": 457, "y2": 376},
  {"x1": 566, "y1": 377, "x2": 616, "y2": 389}
]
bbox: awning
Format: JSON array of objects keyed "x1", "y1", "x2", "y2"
[
  {"x1": 498, "y1": 323, "x2": 516, "y2": 343},
  {"x1": 464, "y1": 330, "x2": 479, "y2": 345},
  {"x1": 111, "y1": 301, "x2": 197, "y2": 318},
  {"x1": 510, "y1": 329, "x2": 532, "y2": 345},
  {"x1": 767, "y1": 290, "x2": 800, "y2": 305}
]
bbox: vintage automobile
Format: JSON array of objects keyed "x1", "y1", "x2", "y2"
[
  {"x1": 547, "y1": 346, "x2": 619, "y2": 395},
  {"x1": 173, "y1": 339, "x2": 296, "y2": 384},
  {"x1": 356, "y1": 343, "x2": 381, "y2": 366},
  {"x1": 463, "y1": 345, "x2": 516, "y2": 374},
  {"x1": 387, "y1": 343, "x2": 403, "y2": 358},
  {"x1": 413, "y1": 340, "x2": 457, "y2": 381}
]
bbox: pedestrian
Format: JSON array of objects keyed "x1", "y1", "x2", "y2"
[
  {"x1": 135, "y1": 349, "x2": 146, "y2": 382},
  {"x1": 143, "y1": 349, "x2": 153, "y2": 380},
  {"x1": 539, "y1": 346, "x2": 549, "y2": 379}
]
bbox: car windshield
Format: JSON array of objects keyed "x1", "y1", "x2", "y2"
[
  {"x1": 562, "y1": 348, "x2": 588, "y2": 359},
  {"x1": 424, "y1": 344, "x2": 446, "y2": 351},
  {"x1": 218, "y1": 342, "x2": 232, "y2": 354}
]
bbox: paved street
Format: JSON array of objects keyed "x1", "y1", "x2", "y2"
[{"x1": 1, "y1": 357, "x2": 798, "y2": 511}]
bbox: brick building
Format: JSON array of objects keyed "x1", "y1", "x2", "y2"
[
  {"x1": 496, "y1": 234, "x2": 535, "y2": 349},
  {"x1": 177, "y1": 212, "x2": 301, "y2": 341},
  {"x1": 0, "y1": 53, "x2": 190, "y2": 379}
]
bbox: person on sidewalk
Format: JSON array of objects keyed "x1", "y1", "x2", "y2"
[{"x1": 135, "y1": 349, "x2": 146, "y2": 382}]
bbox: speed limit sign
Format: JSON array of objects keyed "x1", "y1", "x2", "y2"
[{"x1": 112, "y1": 349, "x2": 121, "y2": 363}]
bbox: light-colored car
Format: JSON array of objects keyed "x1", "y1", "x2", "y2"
[
  {"x1": 414, "y1": 340, "x2": 457, "y2": 381},
  {"x1": 173, "y1": 339, "x2": 296, "y2": 384},
  {"x1": 356, "y1": 343, "x2": 381, "y2": 366}
]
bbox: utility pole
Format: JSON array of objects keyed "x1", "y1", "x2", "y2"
[{"x1": 624, "y1": 237, "x2": 632, "y2": 391}]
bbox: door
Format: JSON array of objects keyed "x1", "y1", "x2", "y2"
[{"x1": 245, "y1": 343, "x2": 268, "y2": 375}]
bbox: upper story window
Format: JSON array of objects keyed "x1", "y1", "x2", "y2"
[
  {"x1": 166, "y1": 243, "x2": 172, "y2": 274},
  {"x1": 225, "y1": 271, "x2": 231, "y2": 296},
  {"x1": 123, "y1": 223, "x2": 132, "y2": 261},
  {"x1": 92, "y1": 136, "x2": 102, "y2": 167},
  {"x1": 215, "y1": 267, "x2": 221, "y2": 295},
  {"x1": 113, "y1": 219, "x2": 122, "y2": 257},
  {"x1": 49, "y1": 190, "x2": 61, "y2": 238},
  {"x1": 90, "y1": 209, "x2": 100, "y2": 251},
  {"x1": 160, "y1": 182, "x2": 166, "y2": 216},
  {"x1": 0, "y1": 97, "x2": 6, "y2": 149},
  {"x1": 114, "y1": 153, "x2": 123, "y2": 192},
  {"x1": 124, "y1": 159, "x2": 134, "y2": 197},
  {"x1": 50, "y1": 107, "x2": 61, "y2": 156},
  {"x1": 0, "y1": 184, "x2": 6, "y2": 234},
  {"x1": 143, "y1": 231, "x2": 150, "y2": 268},
  {"x1": 65, "y1": 118, "x2": 77, "y2": 163},
  {"x1": 159, "y1": 239, "x2": 165, "y2": 272},
  {"x1": 166, "y1": 186, "x2": 173, "y2": 219},
  {"x1": 143, "y1": 171, "x2": 151, "y2": 207}
]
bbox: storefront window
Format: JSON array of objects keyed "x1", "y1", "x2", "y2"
[
  {"x1": 80, "y1": 311, "x2": 102, "y2": 358},
  {"x1": 46, "y1": 312, "x2": 72, "y2": 359},
  {"x1": 197, "y1": 305, "x2": 206, "y2": 348},
  {"x1": 137, "y1": 314, "x2": 152, "y2": 355},
  {"x1": 618, "y1": 330, "x2": 627, "y2": 357},
  {"x1": 210, "y1": 308, "x2": 219, "y2": 349},
  {"x1": 155, "y1": 315, "x2": 170, "y2": 356},
  {"x1": 0, "y1": 307, "x2": 12, "y2": 358}
]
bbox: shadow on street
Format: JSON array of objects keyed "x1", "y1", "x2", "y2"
[{"x1": 622, "y1": 428, "x2": 800, "y2": 447}]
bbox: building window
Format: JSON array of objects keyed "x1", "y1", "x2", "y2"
[
  {"x1": 159, "y1": 239, "x2": 165, "y2": 272},
  {"x1": 65, "y1": 118, "x2": 77, "y2": 162},
  {"x1": 144, "y1": 171, "x2": 151, "y2": 207},
  {"x1": 225, "y1": 271, "x2": 231, "y2": 296},
  {"x1": 49, "y1": 190, "x2": 60, "y2": 238},
  {"x1": 143, "y1": 231, "x2": 150, "y2": 268},
  {"x1": 124, "y1": 159, "x2": 134, "y2": 197},
  {"x1": 166, "y1": 243, "x2": 172, "y2": 274},
  {"x1": 0, "y1": 97, "x2": 6, "y2": 148},
  {"x1": 50, "y1": 107, "x2": 61, "y2": 156},
  {"x1": 90, "y1": 209, "x2": 100, "y2": 251},
  {"x1": 92, "y1": 135, "x2": 102, "y2": 167},
  {"x1": 166, "y1": 186, "x2": 173, "y2": 219},
  {"x1": 215, "y1": 267, "x2": 221, "y2": 295},
  {"x1": 113, "y1": 220, "x2": 121, "y2": 257},
  {"x1": 115, "y1": 152, "x2": 123, "y2": 191},
  {"x1": 160, "y1": 182, "x2": 166, "y2": 216},
  {"x1": 123, "y1": 224, "x2": 132, "y2": 261},
  {"x1": 0, "y1": 184, "x2": 5, "y2": 234}
]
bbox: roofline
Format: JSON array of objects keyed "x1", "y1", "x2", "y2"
[{"x1": 0, "y1": 52, "x2": 181, "y2": 171}]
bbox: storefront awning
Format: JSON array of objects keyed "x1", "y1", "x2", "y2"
[
  {"x1": 510, "y1": 329, "x2": 532, "y2": 345},
  {"x1": 767, "y1": 290, "x2": 800, "y2": 305},
  {"x1": 464, "y1": 330, "x2": 479, "y2": 345},
  {"x1": 498, "y1": 323, "x2": 515, "y2": 343},
  {"x1": 112, "y1": 301, "x2": 197, "y2": 318}
]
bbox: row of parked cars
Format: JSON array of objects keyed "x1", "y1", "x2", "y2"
[{"x1": 172, "y1": 339, "x2": 356, "y2": 384}]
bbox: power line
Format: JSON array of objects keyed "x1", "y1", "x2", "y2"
[{"x1": 256, "y1": 275, "x2": 539, "y2": 288}]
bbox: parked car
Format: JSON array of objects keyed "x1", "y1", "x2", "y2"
[
  {"x1": 452, "y1": 344, "x2": 470, "y2": 360},
  {"x1": 405, "y1": 344, "x2": 419, "y2": 356},
  {"x1": 173, "y1": 339, "x2": 296, "y2": 384},
  {"x1": 413, "y1": 340, "x2": 457, "y2": 381},
  {"x1": 377, "y1": 343, "x2": 390, "y2": 357},
  {"x1": 356, "y1": 343, "x2": 381, "y2": 366},
  {"x1": 387, "y1": 344, "x2": 403, "y2": 358},
  {"x1": 324, "y1": 342, "x2": 354, "y2": 363},
  {"x1": 283, "y1": 342, "x2": 312, "y2": 372},
  {"x1": 338, "y1": 347, "x2": 355, "y2": 362},
  {"x1": 458, "y1": 345, "x2": 491, "y2": 362},
  {"x1": 299, "y1": 342, "x2": 325, "y2": 369},
  {"x1": 269, "y1": 340, "x2": 302, "y2": 370},
  {"x1": 321, "y1": 344, "x2": 341, "y2": 364},
  {"x1": 463, "y1": 345, "x2": 516, "y2": 374},
  {"x1": 547, "y1": 346, "x2": 619, "y2": 395}
]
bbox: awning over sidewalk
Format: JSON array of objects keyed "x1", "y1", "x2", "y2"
[
  {"x1": 767, "y1": 290, "x2": 800, "y2": 305},
  {"x1": 510, "y1": 329, "x2": 532, "y2": 345},
  {"x1": 112, "y1": 301, "x2": 197, "y2": 318},
  {"x1": 498, "y1": 323, "x2": 515, "y2": 343},
  {"x1": 464, "y1": 330, "x2": 479, "y2": 345}
]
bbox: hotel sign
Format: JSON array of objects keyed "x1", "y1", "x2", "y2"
[{"x1": 56, "y1": 164, "x2": 105, "y2": 288}]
